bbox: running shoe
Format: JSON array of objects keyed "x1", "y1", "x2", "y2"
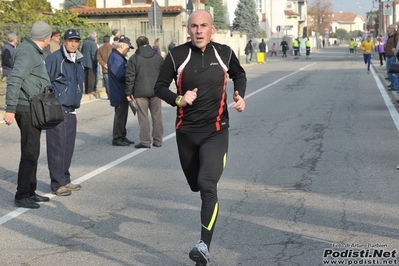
[{"x1": 189, "y1": 240, "x2": 210, "y2": 265}]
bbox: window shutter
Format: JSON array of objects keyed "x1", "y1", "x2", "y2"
[
  {"x1": 146, "y1": 0, "x2": 152, "y2": 4},
  {"x1": 123, "y1": 0, "x2": 131, "y2": 5}
]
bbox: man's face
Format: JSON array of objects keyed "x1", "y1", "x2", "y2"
[
  {"x1": 388, "y1": 26, "x2": 395, "y2": 34},
  {"x1": 52, "y1": 34, "x2": 60, "y2": 42},
  {"x1": 63, "y1": 38, "x2": 80, "y2": 53},
  {"x1": 187, "y1": 10, "x2": 215, "y2": 52},
  {"x1": 119, "y1": 43, "x2": 130, "y2": 56}
]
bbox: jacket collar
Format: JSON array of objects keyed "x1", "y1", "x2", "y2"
[{"x1": 61, "y1": 44, "x2": 83, "y2": 62}]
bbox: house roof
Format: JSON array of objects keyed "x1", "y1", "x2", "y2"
[
  {"x1": 70, "y1": 5, "x2": 183, "y2": 15},
  {"x1": 328, "y1": 12, "x2": 359, "y2": 23}
]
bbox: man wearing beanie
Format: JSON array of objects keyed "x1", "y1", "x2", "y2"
[
  {"x1": 3, "y1": 20, "x2": 53, "y2": 209},
  {"x1": 45, "y1": 29, "x2": 84, "y2": 196}
]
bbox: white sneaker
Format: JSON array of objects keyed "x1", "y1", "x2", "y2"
[{"x1": 189, "y1": 240, "x2": 210, "y2": 265}]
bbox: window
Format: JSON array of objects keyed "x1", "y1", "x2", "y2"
[
  {"x1": 140, "y1": 21, "x2": 163, "y2": 35},
  {"x1": 123, "y1": 0, "x2": 151, "y2": 4},
  {"x1": 141, "y1": 21, "x2": 149, "y2": 34},
  {"x1": 285, "y1": 2, "x2": 293, "y2": 10},
  {"x1": 255, "y1": 0, "x2": 262, "y2": 13}
]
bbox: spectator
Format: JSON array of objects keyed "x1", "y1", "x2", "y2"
[
  {"x1": 168, "y1": 38, "x2": 177, "y2": 51},
  {"x1": 49, "y1": 30, "x2": 61, "y2": 53},
  {"x1": 97, "y1": 35, "x2": 114, "y2": 99},
  {"x1": 81, "y1": 31, "x2": 98, "y2": 96},
  {"x1": 1, "y1": 33, "x2": 18, "y2": 80},
  {"x1": 126, "y1": 36, "x2": 164, "y2": 149},
  {"x1": 270, "y1": 42, "x2": 277, "y2": 56},
  {"x1": 113, "y1": 37, "x2": 120, "y2": 46},
  {"x1": 108, "y1": 37, "x2": 135, "y2": 146},
  {"x1": 45, "y1": 29, "x2": 84, "y2": 196},
  {"x1": 376, "y1": 35, "x2": 386, "y2": 67},
  {"x1": 153, "y1": 37, "x2": 161, "y2": 55},
  {"x1": 280, "y1": 38, "x2": 288, "y2": 57},
  {"x1": 3, "y1": 21, "x2": 53, "y2": 209},
  {"x1": 110, "y1": 29, "x2": 120, "y2": 44},
  {"x1": 244, "y1": 40, "x2": 253, "y2": 64}
]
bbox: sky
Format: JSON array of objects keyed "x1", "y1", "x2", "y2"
[{"x1": 316, "y1": 0, "x2": 378, "y2": 18}]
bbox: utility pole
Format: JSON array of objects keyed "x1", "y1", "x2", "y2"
[{"x1": 393, "y1": 0, "x2": 396, "y2": 28}]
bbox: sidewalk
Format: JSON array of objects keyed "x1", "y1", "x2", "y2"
[{"x1": 372, "y1": 55, "x2": 399, "y2": 103}]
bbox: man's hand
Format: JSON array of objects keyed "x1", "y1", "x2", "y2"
[
  {"x1": 3, "y1": 112, "x2": 15, "y2": 126},
  {"x1": 180, "y1": 88, "x2": 198, "y2": 107},
  {"x1": 231, "y1": 91, "x2": 245, "y2": 112}
]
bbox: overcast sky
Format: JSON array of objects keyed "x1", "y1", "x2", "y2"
[{"x1": 320, "y1": 0, "x2": 378, "y2": 18}]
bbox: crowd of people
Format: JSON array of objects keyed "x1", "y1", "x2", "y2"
[{"x1": 2, "y1": 9, "x2": 247, "y2": 266}]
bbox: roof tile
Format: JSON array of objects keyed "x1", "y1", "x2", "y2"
[{"x1": 71, "y1": 5, "x2": 183, "y2": 15}]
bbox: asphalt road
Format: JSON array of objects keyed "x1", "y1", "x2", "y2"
[{"x1": 1, "y1": 46, "x2": 399, "y2": 266}]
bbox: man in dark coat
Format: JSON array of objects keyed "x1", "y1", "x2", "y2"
[
  {"x1": 108, "y1": 37, "x2": 135, "y2": 146},
  {"x1": 125, "y1": 36, "x2": 164, "y2": 148},
  {"x1": 81, "y1": 31, "x2": 98, "y2": 95}
]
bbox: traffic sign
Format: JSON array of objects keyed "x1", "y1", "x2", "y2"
[
  {"x1": 369, "y1": 25, "x2": 375, "y2": 34},
  {"x1": 383, "y1": 1, "x2": 393, "y2": 16},
  {"x1": 148, "y1": 0, "x2": 162, "y2": 27}
]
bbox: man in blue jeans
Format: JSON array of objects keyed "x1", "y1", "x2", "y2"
[{"x1": 386, "y1": 25, "x2": 399, "y2": 91}]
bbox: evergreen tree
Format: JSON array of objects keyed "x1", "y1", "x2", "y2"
[
  {"x1": 205, "y1": 0, "x2": 227, "y2": 30},
  {"x1": 63, "y1": 0, "x2": 87, "y2": 9},
  {"x1": 232, "y1": 0, "x2": 260, "y2": 40}
]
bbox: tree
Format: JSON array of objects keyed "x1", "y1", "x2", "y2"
[
  {"x1": 63, "y1": 0, "x2": 87, "y2": 9},
  {"x1": 335, "y1": 28, "x2": 347, "y2": 40},
  {"x1": 232, "y1": 0, "x2": 260, "y2": 39},
  {"x1": 205, "y1": 0, "x2": 227, "y2": 30},
  {"x1": 308, "y1": 0, "x2": 333, "y2": 36},
  {"x1": 86, "y1": 0, "x2": 96, "y2": 7}
]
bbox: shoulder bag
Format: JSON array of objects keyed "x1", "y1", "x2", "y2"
[
  {"x1": 22, "y1": 86, "x2": 64, "y2": 130},
  {"x1": 389, "y1": 63, "x2": 399, "y2": 74}
]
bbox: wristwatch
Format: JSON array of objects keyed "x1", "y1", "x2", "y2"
[{"x1": 175, "y1": 95, "x2": 183, "y2": 107}]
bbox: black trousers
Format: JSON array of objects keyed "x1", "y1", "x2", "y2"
[
  {"x1": 46, "y1": 112, "x2": 77, "y2": 192},
  {"x1": 84, "y1": 67, "x2": 96, "y2": 94},
  {"x1": 379, "y1": 52, "x2": 386, "y2": 66},
  {"x1": 14, "y1": 105, "x2": 41, "y2": 200},
  {"x1": 112, "y1": 102, "x2": 129, "y2": 142},
  {"x1": 176, "y1": 129, "x2": 229, "y2": 249}
]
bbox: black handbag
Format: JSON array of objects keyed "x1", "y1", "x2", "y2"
[
  {"x1": 389, "y1": 63, "x2": 399, "y2": 74},
  {"x1": 22, "y1": 86, "x2": 64, "y2": 130}
]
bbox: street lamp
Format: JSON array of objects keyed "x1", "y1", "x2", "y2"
[{"x1": 187, "y1": 0, "x2": 193, "y2": 14}]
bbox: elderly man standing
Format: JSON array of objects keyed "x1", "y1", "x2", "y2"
[
  {"x1": 125, "y1": 36, "x2": 164, "y2": 149},
  {"x1": 3, "y1": 21, "x2": 53, "y2": 209},
  {"x1": 45, "y1": 29, "x2": 84, "y2": 196},
  {"x1": 386, "y1": 25, "x2": 399, "y2": 91},
  {"x1": 97, "y1": 35, "x2": 114, "y2": 99},
  {"x1": 108, "y1": 37, "x2": 135, "y2": 146},
  {"x1": 1, "y1": 33, "x2": 18, "y2": 80},
  {"x1": 81, "y1": 31, "x2": 98, "y2": 96}
]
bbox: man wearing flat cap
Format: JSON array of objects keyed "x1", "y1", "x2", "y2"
[
  {"x1": 3, "y1": 20, "x2": 53, "y2": 209},
  {"x1": 45, "y1": 29, "x2": 84, "y2": 197},
  {"x1": 108, "y1": 37, "x2": 135, "y2": 146}
]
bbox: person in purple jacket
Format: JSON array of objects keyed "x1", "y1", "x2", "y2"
[{"x1": 376, "y1": 34, "x2": 386, "y2": 67}]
